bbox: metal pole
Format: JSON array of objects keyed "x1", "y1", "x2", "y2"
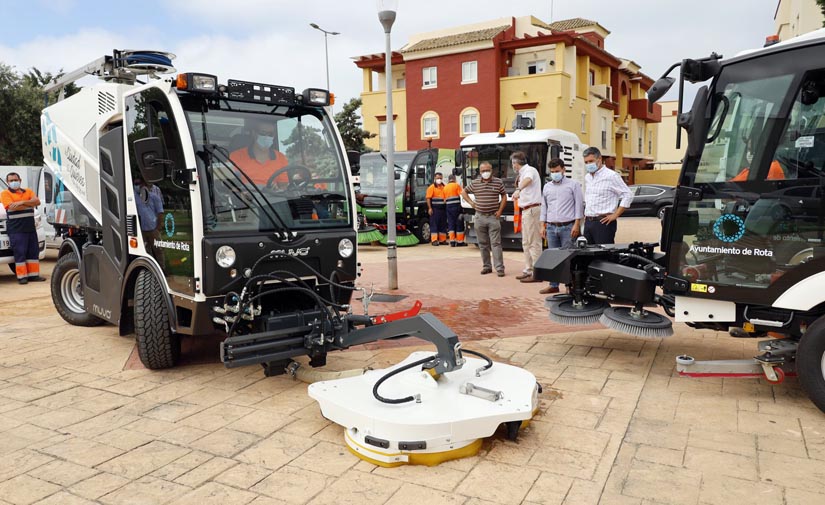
[
  {"x1": 384, "y1": 31, "x2": 398, "y2": 290},
  {"x1": 324, "y1": 31, "x2": 330, "y2": 93}
]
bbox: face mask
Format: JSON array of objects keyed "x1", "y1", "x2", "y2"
[
  {"x1": 585, "y1": 163, "x2": 599, "y2": 174},
  {"x1": 480, "y1": 171, "x2": 492, "y2": 180},
  {"x1": 9, "y1": 181, "x2": 20, "y2": 190},
  {"x1": 256, "y1": 134, "x2": 274, "y2": 149},
  {"x1": 550, "y1": 172, "x2": 563, "y2": 182},
  {"x1": 435, "y1": 179, "x2": 443, "y2": 185}
]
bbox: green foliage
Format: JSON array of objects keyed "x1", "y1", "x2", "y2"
[
  {"x1": 0, "y1": 63, "x2": 79, "y2": 165},
  {"x1": 333, "y1": 98, "x2": 375, "y2": 153},
  {"x1": 283, "y1": 123, "x2": 338, "y2": 178},
  {"x1": 819, "y1": 0, "x2": 825, "y2": 26}
]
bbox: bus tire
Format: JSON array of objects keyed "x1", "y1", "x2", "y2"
[
  {"x1": 135, "y1": 269, "x2": 179, "y2": 369},
  {"x1": 797, "y1": 317, "x2": 825, "y2": 413},
  {"x1": 51, "y1": 252, "x2": 104, "y2": 327}
]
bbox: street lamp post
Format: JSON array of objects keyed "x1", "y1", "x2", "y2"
[
  {"x1": 309, "y1": 23, "x2": 340, "y2": 97},
  {"x1": 378, "y1": 0, "x2": 398, "y2": 290}
]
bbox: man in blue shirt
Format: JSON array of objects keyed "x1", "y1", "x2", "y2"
[
  {"x1": 135, "y1": 179, "x2": 165, "y2": 265},
  {"x1": 539, "y1": 158, "x2": 583, "y2": 294}
]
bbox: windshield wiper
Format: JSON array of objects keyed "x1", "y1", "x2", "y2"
[{"x1": 201, "y1": 144, "x2": 292, "y2": 237}]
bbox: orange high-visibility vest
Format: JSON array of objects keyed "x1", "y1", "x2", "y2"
[{"x1": 513, "y1": 199, "x2": 521, "y2": 233}]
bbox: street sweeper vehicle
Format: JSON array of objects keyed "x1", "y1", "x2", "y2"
[
  {"x1": 41, "y1": 50, "x2": 540, "y2": 463},
  {"x1": 356, "y1": 148, "x2": 456, "y2": 246},
  {"x1": 458, "y1": 126, "x2": 586, "y2": 249},
  {"x1": 534, "y1": 29, "x2": 825, "y2": 413}
]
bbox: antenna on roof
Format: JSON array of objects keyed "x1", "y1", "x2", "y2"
[{"x1": 550, "y1": 0, "x2": 555, "y2": 22}]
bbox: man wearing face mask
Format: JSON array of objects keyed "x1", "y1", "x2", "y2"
[
  {"x1": 1, "y1": 173, "x2": 46, "y2": 284},
  {"x1": 539, "y1": 158, "x2": 583, "y2": 294},
  {"x1": 230, "y1": 117, "x2": 289, "y2": 187},
  {"x1": 425, "y1": 172, "x2": 448, "y2": 245},
  {"x1": 461, "y1": 162, "x2": 507, "y2": 276},
  {"x1": 582, "y1": 147, "x2": 633, "y2": 245},
  {"x1": 510, "y1": 151, "x2": 543, "y2": 283}
]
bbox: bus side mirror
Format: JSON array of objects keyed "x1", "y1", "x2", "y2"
[
  {"x1": 133, "y1": 137, "x2": 170, "y2": 183},
  {"x1": 347, "y1": 150, "x2": 360, "y2": 175}
]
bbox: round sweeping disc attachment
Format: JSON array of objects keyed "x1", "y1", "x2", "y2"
[
  {"x1": 599, "y1": 306, "x2": 674, "y2": 338},
  {"x1": 549, "y1": 298, "x2": 609, "y2": 325},
  {"x1": 544, "y1": 293, "x2": 573, "y2": 309}
]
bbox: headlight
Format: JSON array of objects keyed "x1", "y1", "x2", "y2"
[
  {"x1": 302, "y1": 88, "x2": 330, "y2": 106},
  {"x1": 215, "y1": 245, "x2": 236, "y2": 268},
  {"x1": 338, "y1": 238, "x2": 354, "y2": 258}
]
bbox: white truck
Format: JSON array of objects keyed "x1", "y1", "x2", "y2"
[
  {"x1": 457, "y1": 128, "x2": 586, "y2": 248},
  {"x1": 0, "y1": 166, "x2": 47, "y2": 275}
]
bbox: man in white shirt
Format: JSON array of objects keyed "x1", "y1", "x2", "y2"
[
  {"x1": 511, "y1": 151, "x2": 543, "y2": 283},
  {"x1": 582, "y1": 147, "x2": 633, "y2": 245}
]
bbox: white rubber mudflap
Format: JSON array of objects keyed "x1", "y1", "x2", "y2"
[{"x1": 307, "y1": 351, "x2": 539, "y2": 467}]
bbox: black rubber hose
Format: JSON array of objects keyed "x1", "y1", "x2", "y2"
[
  {"x1": 373, "y1": 355, "x2": 438, "y2": 404},
  {"x1": 461, "y1": 349, "x2": 493, "y2": 371},
  {"x1": 251, "y1": 252, "x2": 358, "y2": 291}
]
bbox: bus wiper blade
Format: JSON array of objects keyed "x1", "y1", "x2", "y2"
[{"x1": 202, "y1": 144, "x2": 292, "y2": 237}]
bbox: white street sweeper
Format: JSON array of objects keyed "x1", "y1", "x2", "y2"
[
  {"x1": 535, "y1": 30, "x2": 825, "y2": 413},
  {"x1": 41, "y1": 49, "x2": 540, "y2": 465}
]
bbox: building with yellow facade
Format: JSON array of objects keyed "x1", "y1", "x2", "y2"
[{"x1": 353, "y1": 16, "x2": 661, "y2": 182}]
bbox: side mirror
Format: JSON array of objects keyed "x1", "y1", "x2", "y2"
[
  {"x1": 647, "y1": 77, "x2": 675, "y2": 105},
  {"x1": 133, "y1": 137, "x2": 169, "y2": 183},
  {"x1": 347, "y1": 150, "x2": 361, "y2": 175},
  {"x1": 394, "y1": 171, "x2": 401, "y2": 180},
  {"x1": 678, "y1": 85, "x2": 710, "y2": 158}
]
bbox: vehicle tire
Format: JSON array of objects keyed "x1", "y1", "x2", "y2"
[
  {"x1": 134, "y1": 269, "x2": 179, "y2": 369},
  {"x1": 51, "y1": 252, "x2": 104, "y2": 327},
  {"x1": 657, "y1": 205, "x2": 671, "y2": 221},
  {"x1": 7, "y1": 264, "x2": 14, "y2": 275},
  {"x1": 415, "y1": 219, "x2": 431, "y2": 243},
  {"x1": 797, "y1": 317, "x2": 825, "y2": 413}
]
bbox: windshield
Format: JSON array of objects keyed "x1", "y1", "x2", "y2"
[
  {"x1": 182, "y1": 100, "x2": 351, "y2": 233},
  {"x1": 460, "y1": 143, "x2": 546, "y2": 190},
  {"x1": 357, "y1": 152, "x2": 415, "y2": 196}
]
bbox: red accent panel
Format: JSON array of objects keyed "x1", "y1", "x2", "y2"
[
  {"x1": 371, "y1": 300, "x2": 423, "y2": 324},
  {"x1": 511, "y1": 102, "x2": 539, "y2": 110},
  {"x1": 629, "y1": 99, "x2": 662, "y2": 123}
]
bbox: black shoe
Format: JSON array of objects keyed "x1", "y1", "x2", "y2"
[
  {"x1": 450, "y1": 241, "x2": 456, "y2": 247},
  {"x1": 28, "y1": 276, "x2": 47, "y2": 282},
  {"x1": 456, "y1": 242, "x2": 468, "y2": 247},
  {"x1": 497, "y1": 271, "x2": 505, "y2": 277},
  {"x1": 432, "y1": 242, "x2": 439, "y2": 246},
  {"x1": 481, "y1": 268, "x2": 492, "y2": 275},
  {"x1": 18, "y1": 278, "x2": 28, "y2": 285},
  {"x1": 439, "y1": 241, "x2": 448, "y2": 245}
]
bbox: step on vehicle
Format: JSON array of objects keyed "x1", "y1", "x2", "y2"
[
  {"x1": 41, "y1": 52, "x2": 541, "y2": 460},
  {"x1": 534, "y1": 29, "x2": 825, "y2": 413}
]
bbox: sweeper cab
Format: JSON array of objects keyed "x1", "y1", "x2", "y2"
[{"x1": 534, "y1": 29, "x2": 825, "y2": 413}]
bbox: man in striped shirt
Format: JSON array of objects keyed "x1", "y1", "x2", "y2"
[
  {"x1": 461, "y1": 162, "x2": 507, "y2": 276},
  {"x1": 582, "y1": 147, "x2": 633, "y2": 245}
]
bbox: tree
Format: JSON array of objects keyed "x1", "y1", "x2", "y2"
[
  {"x1": 333, "y1": 98, "x2": 375, "y2": 153},
  {"x1": 819, "y1": 0, "x2": 825, "y2": 26},
  {"x1": 0, "y1": 64, "x2": 79, "y2": 165}
]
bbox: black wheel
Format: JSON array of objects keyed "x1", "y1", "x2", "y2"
[
  {"x1": 134, "y1": 269, "x2": 179, "y2": 369},
  {"x1": 796, "y1": 318, "x2": 825, "y2": 412},
  {"x1": 51, "y1": 252, "x2": 104, "y2": 327},
  {"x1": 414, "y1": 219, "x2": 431, "y2": 243},
  {"x1": 657, "y1": 205, "x2": 670, "y2": 220}
]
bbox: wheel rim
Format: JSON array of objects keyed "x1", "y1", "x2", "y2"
[
  {"x1": 421, "y1": 221, "x2": 431, "y2": 242},
  {"x1": 658, "y1": 207, "x2": 667, "y2": 220},
  {"x1": 60, "y1": 268, "x2": 84, "y2": 314},
  {"x1": 821, "y1": 350, "x2": 825, "y2": 382}
]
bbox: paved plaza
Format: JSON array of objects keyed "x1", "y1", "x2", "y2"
[{"x1": 1, "y1": 218, "x2": 824, "y2": 505}]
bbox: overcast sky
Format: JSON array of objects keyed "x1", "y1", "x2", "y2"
[{"x1": 1, "y1": 0, "x2": 777, "y2": 110}]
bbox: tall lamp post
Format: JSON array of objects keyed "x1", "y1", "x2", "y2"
[
  {"x1": 309, "y1": 23, "x2": 340, "y2": 98},
  {"x1": 378, "y1": 0, "x2": 398, "y2": 290}
]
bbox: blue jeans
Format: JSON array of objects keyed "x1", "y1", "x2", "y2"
[{"x1": 545, "y1": 223, "x2": 573, "y2": 287}]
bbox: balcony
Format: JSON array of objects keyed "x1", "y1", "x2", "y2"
[{"x1": 628, "y1": 99, "x2": 662, "y2": 123}]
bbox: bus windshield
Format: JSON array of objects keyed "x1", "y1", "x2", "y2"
[{"x1": 357, "y1": 152, "x2": 416, "y2": 197}]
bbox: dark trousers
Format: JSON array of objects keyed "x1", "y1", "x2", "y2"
[
  {"x1": 9, "y1": 232, "x2": 40, "y2": 279},
  {"x1": 446, "y1": 203, "x2": 464, "y2": 241},
  {"x1": 584, "y1": 219, "x2": 617, "y2": 245},
  {"x1": 430, "y1": 205, "x2": 447, "y2": 243}
]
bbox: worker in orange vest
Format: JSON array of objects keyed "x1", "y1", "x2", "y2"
[
  {"x1": 426, "y1": 172, "x2": 448, "y2": 245},
  {"x1": 444, "y1": 174, "x2": 467, "y2": 247},
  {"x1": 729, "y1": 160, "x2": 785, "y2": 181}
]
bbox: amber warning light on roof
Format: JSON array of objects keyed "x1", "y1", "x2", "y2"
[{"x1": 764, "y1": 34, "x2": 780, "y2": 47}]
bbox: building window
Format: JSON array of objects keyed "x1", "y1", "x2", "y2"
[
  {"x1": 461, "y1": 108, "x2": 479, "y2": 135},
  {"x1": 638, "y1": 126, "x2": 644, "y2": 153},
  {"x1": 422, "y1": 67, "x2": 437, "y2": 88},
  {"x1": 462, "y1": 61, "x2": 478, "y2": 84},
  {"x1": 581, "y1": 112, "x2": 587, "y2": 133},
  {"x1": 513, "y1": 110, "x2": 535, "y2": 129},
  {"x1": 396, "y1": 77, "x2": 406, "y2": 89},
  {"x1": 527, "y1": 60, "x2": 546, "y2": 75},
  {"x1": 648, "y1": 129, "x2": 653, "y2": 155},
  {"x1": 422, "y1": 112, "x2": 439, "y2": 138},
  {"x1": 600, "y1": 117, "x2": 607, "y2": 150},
  {"x1": 589, "y1": 70, "x2": 596, "y2": 86},
  {"x1": 379, "y1": 121, "x2": 396, "y2": 152}
]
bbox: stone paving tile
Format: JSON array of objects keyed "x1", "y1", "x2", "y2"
[
  {"x1": 251, "y1": 465, "x2": 335, "y2": 503},
  {"x1": 306, "y1": 470, "x2": 402, "y2": 505},
  {"x1": 698, "y1": 474, "x2": 783, "y2": 505},
  {"x1": 456, "y1": 460, "x2": 540, "y2": 505},
  {"x1": 0, "y1": 474, "x2": 61, "y2": 505},
  {"x1": 40, "y1": 437, "x2": 124, "y2": 467},
  {"x1": 758, "y1": 451, "x2": 825, "y2": 493},
  {"x1": 236, "y1": 431, "x2": 318, "y2": 470},
  {"x1": 96, "y1": 440, "x2": 191, "y2": 480},
  {"x1": 31, "y1": 491, "x2": 98, "y2": 505},
  {"x1": 622, "y1": 460, "x2": 702, "y2": 505},
  {"x1": 168, "y1": 482, "x2": 258, "y2": 505},
  {"x1": 27, "y1": 460, "x2": 98, "y2": 487},
  {"x1": 385, "y1": 483, "x2": 467, "y2": 505},
  {"x1": 213, "y1": 463, "x2": 272, "y2": 490},
  {"x1": 98, "y1": 476, "x2": 190, "y2": 505},
  {"x1": 190, "y1": 428, "x2": 261, "y2": 458},
  {"x1": 288, "y1": 441, "x2": 358, "y2": 476}
]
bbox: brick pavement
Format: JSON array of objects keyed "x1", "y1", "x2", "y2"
[{"x1": 1, "y1": 218, "x2": 824, "y2": 505}]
